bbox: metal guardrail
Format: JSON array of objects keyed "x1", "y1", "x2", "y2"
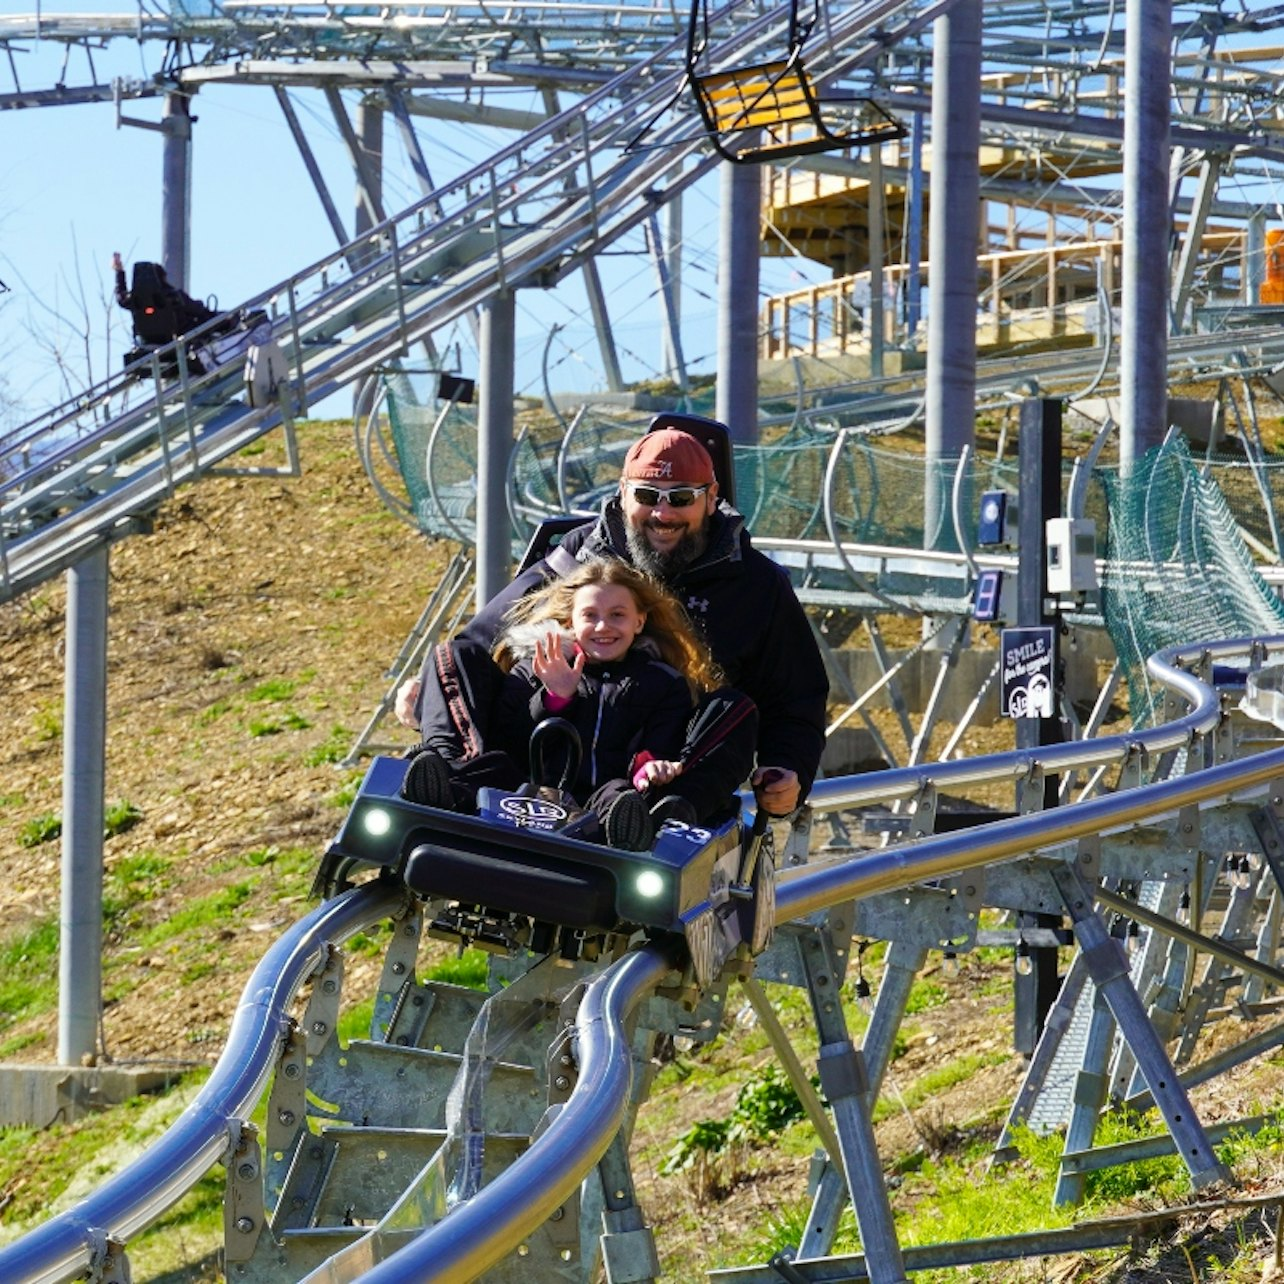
[{"x1": 0, "y1": 0, "x2": 939, "y2": 606}]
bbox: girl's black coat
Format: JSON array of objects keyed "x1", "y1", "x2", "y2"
[{"x1": 495, "y1": 644, "x2": 692, "y2": 800}]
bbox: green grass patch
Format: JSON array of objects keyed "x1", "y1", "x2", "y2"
[
  {"x1": 1081, "y1": 1108, "x2": 1188, "y2": 1204},
  {"x1": 904, "y1": 978, "x2": 948, "y2": 1014},
  {"x1": 0, "y1": 919, "x2": 61, "y2": 1029},
  {"x1": 338, "y1": 997, "x2": 377, "y2": 1046},
  {"x1": 248, "y1": 709, "x2": 312, "y2": 737},
  {"x1": 330, "y1": 772, "x2": 364, "y2": 808},
  {"x1": 874, "y1": 1051, "x2": 1010, "y2": 1121},
  {"x1": 110, "y1": 851, "x2": 171, "y2": 890},
  {"x1": 137, "y1": 882, "x2": 256, "y2": 949},
  {"x1": 0, "y1": 1031, "x2": 46, "y2": 1057},
  {"x1": 304, "y1": 725, "x2": 352, "y2": 767},
  {"x1": 425, "y1": 949, "x2": 490, "y2": 990},
  {"x1": 197, "y1": 698, "x2": 234, "y2": 726},
  {"x1": 733, "y1": 1198, "x2": 858, "y2": 1270},
  {"x1": 248, "y1": 677, "x2": 298, "y2": 703},
  {"x1": 18, "y1": 811, "x2": 61, "y2": 847},
  {"x1": 896, "y1": 1128, "x2": 1076, "y2": 1271},
  {"x1": 659, "y1": 1066, "x2": 813, "y2": 1203},
  {"x1": 0, "y1": 791, "x2": 25, "y2": 810},
  {"x1": 104, "y1": 799, "x2": 143, "y2": 837},
  {"x1": 122, "y1": 1170, "x2": 224, "y2": 1279},
  {"x1": 31, "y1": 704, "x2": 61, "y2": 742}
]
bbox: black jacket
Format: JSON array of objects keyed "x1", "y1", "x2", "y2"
[
  {"x1": 495, "y1": 642, "x2": 693, "y2": 799},
  {"x1": 463, "y1": 498, "x2": 829, "y2": 800}
]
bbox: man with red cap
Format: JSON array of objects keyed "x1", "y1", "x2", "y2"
[{"x1": 399, "y1": 418, "x2": 828, "y2": 827}]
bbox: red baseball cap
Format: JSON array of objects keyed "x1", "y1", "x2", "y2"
[{"x1": 622, "y1": 428, "x2": 715, "y2": 485}]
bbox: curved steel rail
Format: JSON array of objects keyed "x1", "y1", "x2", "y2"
[
  {"x1": 319, "y1": 633, "x2": 1284, "y2": 1280},
  {"x1": 0, "y1": 880, "x2": 408, "y2": 1284},
  {"x1": 8, "y1": 634, "x2": 1284, "y2": 1283}
]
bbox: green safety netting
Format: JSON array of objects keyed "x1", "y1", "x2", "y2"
[
  {"x1": 384, "y1": 380, "x2": 1014, "y2": 611},
  {"x1": 1094, "y1": 436, "x2": 1284, "y2": 726},
  {"x1": 384, "y1": 381, "x2": 1284, "y2": 692}
]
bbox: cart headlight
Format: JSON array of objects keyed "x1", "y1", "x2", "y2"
[
  {"x1": 363, "y1": 806, "x2": 393, "y2": 837},
  {"x1": 635, "y1": 869, "x2": 666, "y2": 899}
]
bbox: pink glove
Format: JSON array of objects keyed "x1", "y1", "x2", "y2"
[{"x1": 631, "y1": 750, "x2": 656, "y2": 791}]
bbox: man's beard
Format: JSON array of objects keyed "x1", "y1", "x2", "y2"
[{"x1": 625, "y1": 520, "x2": 704, "y2": 579}]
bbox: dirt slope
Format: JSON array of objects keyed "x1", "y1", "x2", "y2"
[{"x1": 0, "y1": 420, "x2": 437, "y2": 1060}]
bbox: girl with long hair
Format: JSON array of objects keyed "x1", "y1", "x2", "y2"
[{"x1": 404, "y1": 558, "x2": 736, "y2": 850}]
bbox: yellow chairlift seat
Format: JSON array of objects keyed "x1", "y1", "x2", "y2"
[{"x1": 691, "y1": 54, "x2": 905, "y2": 164}]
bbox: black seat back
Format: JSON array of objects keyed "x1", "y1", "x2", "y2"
[
  {"x1": 646, "y1": 412, "x2": 736, "y2": 507},
  {"x1": 516, "y1": 515, "x2": 586, "y2": 574},
  {"x1": 128, "y1": 262, "x2": 181, "y2": 344}
]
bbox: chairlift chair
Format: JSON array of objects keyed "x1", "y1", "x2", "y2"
[{"x1": 686, "y1": 0, "x2": 905, "y2": 164}]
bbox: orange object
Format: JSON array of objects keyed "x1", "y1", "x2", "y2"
[{"x1": 1261, "y1": 229, "x2": 1284, "y2": 304}]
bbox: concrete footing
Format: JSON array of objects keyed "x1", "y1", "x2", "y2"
[{"x1": 0, "y1": 1064, "x2": 180, "y2": 1128}]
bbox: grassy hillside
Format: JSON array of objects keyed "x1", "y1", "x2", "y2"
[{"x1": 3, "y1": 418, "x2": 1284, "y2": 1282}]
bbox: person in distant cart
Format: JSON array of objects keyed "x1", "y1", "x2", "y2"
[{"x1": 111, "y1": 252, "x2": 218, "y2": 343}]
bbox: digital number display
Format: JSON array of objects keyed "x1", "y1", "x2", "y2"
[{"x1": 973, "y1": 568, "x2": 1003, "y2": 622}]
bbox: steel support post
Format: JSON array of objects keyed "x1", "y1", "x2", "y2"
[
  {"x1": 59, "y1": 546, "x2": 109, "y2": 1065},
  {"x1": 647, "y1": 214, "x2": 689, "y2": 395},
  {"x1": 1244, "y1": 211, "x2": 1266, "y2": 305},
  {"x1": 1171, "y1": 156, "x2": 1221, "y2": 332},
  {"x1": 161, "y1": 92, "x2": 193, "y2": 290},
  {"x1": 1173, "y1": 871, "x2": 1262, "y2": 1066},
  {"x1": 798, "y1": 934, "x2": 907, "y2": 1283},
  {"x1": 1244, "y1": 885, "x2": 1282, "y2": 1006},
  {"x1": 716, "y1": 162, "x2": 761, "y2": 445},
  {"x1": 353, "y1": 97, "x2": 385, "y2": 421},
  {"x1": 863, "y1": 939, "x2": 926, "y2": 1099},
  {"x1": 275, "y1": 86, "x2": 350, "y2": 252},
  {"x1": 597, "y1": 1130, "x2": 659, "y2": 1284},
  {"x1": 1052, "y1": 862, "x2": 1231, "y2": 1191},
  {"x1": 993, "y1": 952, "x2": 1089, "y2": 1164},
  {"x1": 1108, "y1": 880, "x2": 1183, "y2": 1100},
  {"x1": 659, "y1": 196, "x2": 683, "y2": 387},
  {"x1": 477, "y1": 290, "x2": 516, "y2": 607},
  {"x1": 583, "y1": 258, "x2": 625, "y2": 393},
  {"x1": 923, "y1": 0, "x2": 981, "y2": 549},
  {"x1": 1014, "y1": 399, "x2": 1065, "y2": 1054},
  {"x1": 1052, "y1": 988, "x2": 1116, "y2": 1206},
  {"x1": 793, "y1": 937, "x2": 925, "y2": 1261},
  {"x1": 352, "y1": 95, "x2": 385, "y2": 241},
  {"x1": 1120, "y1": 0, "x2": 1172, "y2": 472},
  {"x1": 868, "y1": 143, "x2": 885, "y2": 380},
  {"x1": 904, "y1": 111, "x2": 925, "y2": 339},
  {"x1": 797, "y1": 1155, "x2": 848, "y2": 1261},
  {"x1": 388, "y1": 89, "x2": 444, "y2": 365}
]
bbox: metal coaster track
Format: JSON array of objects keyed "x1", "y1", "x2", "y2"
[{"x1": 5, "y1": 635, "x2": 1284, "y2": 1281}]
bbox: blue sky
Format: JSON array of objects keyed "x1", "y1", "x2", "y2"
[{"x1": 0, "y1": 3, "x2": 829, "y2": 431}]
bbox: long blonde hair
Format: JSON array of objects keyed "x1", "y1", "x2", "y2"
[{"x1": 494, "y1": 558, "x2": 722, "y2": 696}]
